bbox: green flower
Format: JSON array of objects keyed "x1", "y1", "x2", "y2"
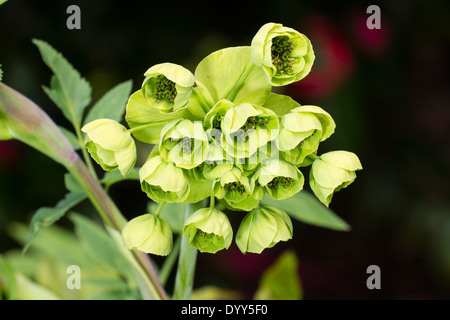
[
  {"x1": 251, "y1": 22, "x2": 315, "y2": 86},
  {"x1": 278, "y1": 105, "x2": 335, "y2": 165},
  {"x1": 213, "y1": 167, "x2": 259, "y2": 211},
  {"x1": 309, "y1": 151, "x2": 363, "y2": 206},
  {"x1": 159, "y1": 118, "x2": 208, "y2": 169},
  {"x1": 251, "y1": 158, "x2": 304, "y2": 200},
  {"x1": 235, "y1": 206, "x2": 293, "y2": 254},
  {"x1": 140, "y1": 154, "x2": 190, "y2": 203},
  {"x1": 122, "y1": 213, "x2": 173, "y2": 256},
  {"x1": 182, "y1": 207, "x2": 233, "y2": 253},
  {"x1": 82, "y1": 119, "x2": 136, "y2": 176},
  {"x1": 141, "y1": 63, "x2": 194, "y2": 112},
  {"x1": 221, "y1": 102, "x2": 279, "y2": 159},
  {"x1": 195, "y1": 141, "x2": 233, "y2": 180}
]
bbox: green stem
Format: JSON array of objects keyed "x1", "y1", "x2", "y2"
[
  {"x1": 154, "y1": 201, "x2": 166, "y2": 217},
  {"x1": 173, "y1": 201, "x2": 203, "y2": 300},
  {"x1": 158, "y1": 235, "x2": 182, "y2": 287},
  {"x1": 210, "y1": 195, "x2": 215, "y2": 208},
  {"x1": 74, "y1": 121, "x2": 98, "y2": 180},
  {"x1": 307, "y1": 154, "x2": 319, "y2": 161}
]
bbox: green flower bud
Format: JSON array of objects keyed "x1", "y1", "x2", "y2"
[
  {"x1": 309, "y1": 151, "x2": 363, "y2": 207},
  {"x1": 278, "y1": 105, "x2": 335, "y2": 166},
  {"x1": 141, "y1": 63, "x2": 194, "y2": 112},
  {"x1": 221, "y1": 102, "x2": 279, "y2": 159},
  {"x1": 236, "y1": 206, "x2": 293, "y2": 254},
  {"x1": 213, "y1": 167, "x2": 259, "y2": 211},
  {"x1": 122, "y1": 213, "x2": 173, "y2": 256},
  {"x1": 82, "y1": 119, "x2": 137, "y2": 176},
  {"x1": 182, "y1": 207, "x2": 233, "y2": 253},
  {"x1": 159, "y1": 118, "x2": 208, "y2": 169},
  {"x1": 251, "y1": 22, "x2": 315, "y2": 86},
  {"x1": 251, "y1": 158, "x2": 304, "y2": 200},
  {"x1": 140, "y1": 154, "x2": 190, "y2": 203},
  {"x1": 203, "y1": 99, "x2": 234, "y2": 134}
]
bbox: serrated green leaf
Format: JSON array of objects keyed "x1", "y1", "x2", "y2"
[
  {"x1": 254, "y1": 250, "x2": 302, "y2": 300},
  {"x1": 33, "y1": 39, "x2": 91, "y2": 127},
  {"x1": 261, "y1": 190, "x2": 350, "y2": 231},
  {"x1": 24, "y1": 192, "x2": 87, "y2": 253},
  {"x1": 83, "y1": 80, "x2": 132, "y2": 126}
]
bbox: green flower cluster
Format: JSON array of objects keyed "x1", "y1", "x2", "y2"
[{"x1": 82, "y1": 22, "x2": 362, "y2": 256}]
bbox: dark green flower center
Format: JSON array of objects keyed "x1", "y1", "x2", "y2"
[
  {"x1": 224, "y1": 182, "x2": 246, "y2": 195},
  {"x1": 198, "y1": 161, "x2": 217, "y2": 171},
  {"x1": 230, "y1": 116, "x2": 269, "y2": 142},
  {"x1": 242, "y1": 116, "x2": 269, "y2": 131},
  {"x1": 271, "y1": 36, "x2": 298, "y2": 75},
  {"x1": 155, "y1": 75, "x2": 177, "y2": 103},
  {"x1": 212, "y1": 113, "x2": 224, "y2": 130},
  {"x1": 196, "y1": 230, "x2": 221, "y2": 245},
  {"x1": 267, "y1": 176, "x2": 294, "y2": 189}
]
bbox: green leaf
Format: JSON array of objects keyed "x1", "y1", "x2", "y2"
[
  {"x1": 8, "y1": 222, "x2": 91, "y2": 268},
  {"x1": 64, "y1": 172, "x2": 84, "y2": 193},
  {"x1": 125, "y1": 89, "x2": 195, "y2": 144},
  {"x1": 262, "y1": 92, "x2": 301, "y2": 116},
  {"x1": 15, "y1": 273, "x2": 62, "y2": 300},
  {"x1": 0, "y1": 254, "x2": 18, "y2": 299},
  {"x1": 261, "y1": 190, "x2": 350, "y2": 231},
  {"x1": 59, "y1": 126, "x2": 81, "y2": 150},
  {"x1": 83, "y1": 80, "x2": 132, "y2": 125},
  {"x1": 0, "y1": 0, "x2": 8, "y2": 6},
  {"x1": 194, "y1": 46, "x2": 271, "y2": 109},
  {"x1": 33, "y1": 39, "x2": 92, "y2": 127},
  {"x1": 24, "y1": 192, "x2": 87, "y2": 253},
  {"x1": 69, "y1": 213, "x2": 133, "y2": 278},
  {"x1": 254, "y1": 250, "x2": 302, "y2": 300}
]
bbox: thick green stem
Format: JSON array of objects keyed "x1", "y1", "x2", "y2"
[{"x1": 173, "y1": 201, "x2": 203, "y2": 300}]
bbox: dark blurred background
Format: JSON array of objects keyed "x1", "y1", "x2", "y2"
[{"x1": 1, "y1": 0, "x2": 450, "y2": 299}]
